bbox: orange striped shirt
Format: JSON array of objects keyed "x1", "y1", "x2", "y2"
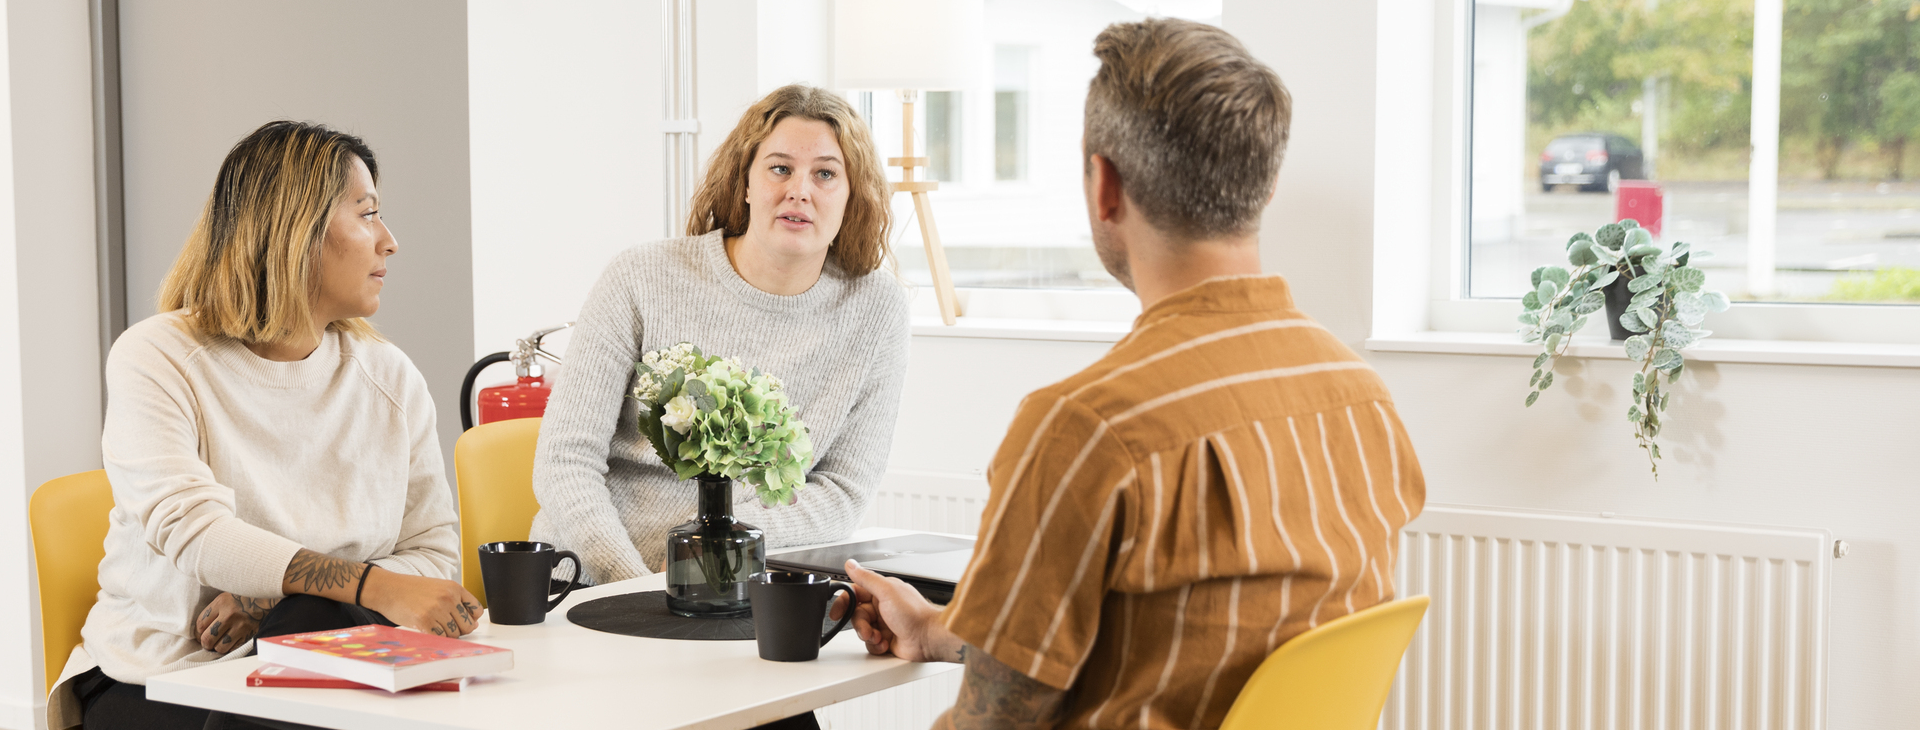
[{"x1": 942, "y1": 274, "x2": 1425, "y2": 729}]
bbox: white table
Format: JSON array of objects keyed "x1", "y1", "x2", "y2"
[{"x1": 147, "y1": 529, "x2": 961, "y2": 730}]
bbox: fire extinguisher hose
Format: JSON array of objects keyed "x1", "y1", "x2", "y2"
[{"x1": 460, "y1": 352, "x2": 512, "y2": 431}]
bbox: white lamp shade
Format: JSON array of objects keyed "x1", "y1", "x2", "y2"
[{"x1": 833, "y1": 0, "x2": 985, "y2": 90}]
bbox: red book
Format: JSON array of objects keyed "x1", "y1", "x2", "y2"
[
  {"x1": 246, "y1": 664, "x2": 465, "y2": 692},
  {"x1": 256, "y1": 625, "x2": 512, "y2": 692}
]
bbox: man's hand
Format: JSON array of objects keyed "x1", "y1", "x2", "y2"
[
  {"x1": 843, "y1": 559, "x2": 964, "y2": 663},
  {"x1": 194, "y1": 593, "x2": 275, "y2": 653},
  {"x1": 359, "y1": 569, "x2": 486, "y2": 637}
]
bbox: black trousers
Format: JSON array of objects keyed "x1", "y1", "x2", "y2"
[
  {"x1": 76, "y1": 595, "x2": 392, "y2": 730},
  {"x1": 76, "y1": 594, "x2": 821, "y2": 730}
]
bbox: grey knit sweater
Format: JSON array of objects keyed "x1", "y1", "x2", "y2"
[{"x1": 528, "y1": 231, "x2": 911, "y2": 584}]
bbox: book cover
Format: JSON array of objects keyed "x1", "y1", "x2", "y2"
[
  {"x1": 257, "y1": 625, "x2": 511, "y2": 692},
  {"x1": 246, "y1": 664, "x2": 465, "y2": 691}
]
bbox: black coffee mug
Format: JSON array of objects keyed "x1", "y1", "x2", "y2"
[
  {"x1": 747, "y1": 571, "x2": 855, "y2": 662},
  {"x1": 477, "y1": 541, "x2": 581, "y2": 625}
]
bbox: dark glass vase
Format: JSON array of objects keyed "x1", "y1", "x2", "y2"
[{"x1": 665, "y1": 475, "x2": 764, "y2": 618}]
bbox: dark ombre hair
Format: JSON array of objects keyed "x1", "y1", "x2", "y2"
[
  {"x1": 686, "y1": 84, "x2": 894, "y2": 276},
  {"x1": 1085, "y1": 19, "x2": 1292, "y2": 242},
  {"x1": 159, "y1": 120, "x2": 384, "y2": 344}
]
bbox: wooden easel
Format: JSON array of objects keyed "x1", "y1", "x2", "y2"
[{"x1": 890, "y1": 90, "x2": 960, "y2": 325}]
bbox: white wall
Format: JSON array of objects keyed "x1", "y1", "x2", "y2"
[
  {"x1": 117, "y1": 0, "x2": 475, "y2": 474},
  {"x1": 467, "y1": 0, "x2": 665, "y2": 365},
  {"x1": 3, "y1": 0, "x2": 102, "y2": 725}
]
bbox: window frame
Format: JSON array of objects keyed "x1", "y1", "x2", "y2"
[{"x1": 1377, "y1": 0, "x2": 1920, "y2": 354}]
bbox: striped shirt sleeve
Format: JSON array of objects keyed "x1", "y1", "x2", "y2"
[{"x1": 942, "y1": 396, "x2": 1135, "y2": 690}]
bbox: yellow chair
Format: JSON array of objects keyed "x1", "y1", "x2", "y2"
[
  {"x1": 454, "y1": 417, "x2": 544, "y2": 607},
  {"x1": 29, "y1": 470, "x2": 114, "y2": 695},
  {"x1": 1218, "y1": 595, "x2": 1430, "y2": 730}
]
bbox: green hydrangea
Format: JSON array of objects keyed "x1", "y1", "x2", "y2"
[{"x1": 629, "y1": 345, "x2": 815, "y2": 506}]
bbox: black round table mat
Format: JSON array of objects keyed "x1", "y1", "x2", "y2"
[{"x1": 566, "y1": 590, "x2": 755, "y2": 641}]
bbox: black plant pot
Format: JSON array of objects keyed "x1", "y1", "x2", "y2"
[
  {"x1": 1602, "y1": 270, "x2": 1637, "y2": 342},
  {"x1": 664, "y1": 475, "x2": 764, "y2": 618}
]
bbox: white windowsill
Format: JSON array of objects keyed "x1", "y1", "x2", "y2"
[
  {"x1": 1366, "y1": 331, "x2": 1920, "y2": 369},
  {"x1": 911, "y1": 316, "x2": 1130, "y2": 342}
]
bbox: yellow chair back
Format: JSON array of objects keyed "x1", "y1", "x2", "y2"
[
  {"x1": 1218, "y1": 595, "x2": 1430, "y2": 730},
  {"x1": 29, "y1": 470, "x2": 114, "y2": 694},
  {"x1": 454, "y1": 417, "x2": 544, "y2": 607}
]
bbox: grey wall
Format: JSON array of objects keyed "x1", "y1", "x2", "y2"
[{"x1": 117, "y1": 0, "x2": 474, "y2": 474}]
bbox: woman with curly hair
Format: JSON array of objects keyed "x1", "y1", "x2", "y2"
[{"x1": 529, "y1": 85, "x2": 910, "y2": 589}]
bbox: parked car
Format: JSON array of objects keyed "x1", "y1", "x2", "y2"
[{"x1": 1539, "y1": 133, "x2": 1646, "y2": 193}]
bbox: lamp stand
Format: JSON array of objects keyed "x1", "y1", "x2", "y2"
[{"x1": 890, "y1": 89, "x2": 960, "y2": 325}]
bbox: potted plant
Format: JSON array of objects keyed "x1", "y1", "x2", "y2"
[
  {"x1": 629, "y1": 343, "x2": 814, "y2": 617},
  {"x1": 1518, "y1": 219, "x2": 1729, "y2": 476}
]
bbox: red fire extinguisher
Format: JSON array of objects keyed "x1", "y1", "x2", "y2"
[{"x1": 460, "y1": 324, "x2": 572, "y2": 430}]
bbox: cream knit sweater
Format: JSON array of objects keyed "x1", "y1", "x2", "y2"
[
  {"x1": 66, "y1": 311, "x2": 459, "y2": 700},
  {"x1": 528, "y1": 231, "x2": 911, "y2": 585}
]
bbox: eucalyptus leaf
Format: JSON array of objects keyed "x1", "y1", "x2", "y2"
[
  {"x1": 1624, "y1": 334, "x2": 1652, "y2": 361},
  {"x1": 1619, "y1": 218, "x2": 1640, "y2": 230},
  {"x1": 1530, "y1": 369, "x2": 1542, "y2": 387},
  {"x1": 1540, "y1": 267, "x2": 1571, "y2": 288},
  {"x1": 1546, "y1": 333, "x2": 1563, "y2": 351},
  {"x1": 1596, "y1": 223, "x2": 1627, "y2": 250},
  {"x1": 1526, "y1": 391, "x2": 1539, "y2": 407},
  {"x1": 1628, "y1": 271, "x2": 1664, "y2": 293},
  {"x1": 1621, "y1": 310, "x2": 1650, "y2": 333},
  {"x1": 1537, "y1": 280, "x2": 1559, "y2": 303},
  {"x1": 1652, "y1": 349, "x2": 1683, "y2": 370},
  {"x1": 1661, "y1": 321, "x2": 1697, "y2": 349},
  {"x1": 1568, "y1": 243, "x2": 1599, "y2": 267},
  {"x1": 1566, "y1": 232, "x2": 1595, "y2": 250},
  {"x1": 1522, "y1": 291, "x2": 1541, "y2": 310},
  {"x1": 1590, "y1": 270, "x2": 1621, "y2": 291},
  {"x1": 1532, "y1": 353, "x2": 1550, "y2": 368},
  {"x1": 1703, "y1": 291, "x2": 1731, "y2": 312},
  {"x1": 1539, "y1": 372, "x2": 1554, "y2": 390},
  {"x1": 1669, "y1": 267, "x2": 1706, "y2": 292},
  {"x1": 1572, "y1": 291, "x2": 1606, "y2": 315},
  {"x1": 1633, "y1": 307, "x2": 1657, "y2": 331},
  {"x1": 1519, "y1": 311, "x2": 1540, "y2": 325},
  {"x1": 1547, "y1": 310, "x2": 1574, "y2": 330},
  {"x1": 1624, "y1": 228, "x2": 1653, "y2": 249}
]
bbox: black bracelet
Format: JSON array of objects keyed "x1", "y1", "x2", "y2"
[{"x1": 353, "y1": 563, "x2": 375, "y2": 607}]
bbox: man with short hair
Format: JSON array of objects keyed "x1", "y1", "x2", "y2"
[{"x1": 841, "y1": 18, "x2": 1425, "y2": 729}]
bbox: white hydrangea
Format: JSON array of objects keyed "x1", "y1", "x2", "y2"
[{"x1": 661, "y1": 394, "x2": 697, "y2": 434}]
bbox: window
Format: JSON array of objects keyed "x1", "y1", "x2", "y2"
[
  {"x1": 926, "y1": 90, "x2": 962, "y2": 182},
  {"x1": 1468, "y1": 0, "x2": 1920, "y2": 306},
  {"x1": 871, "y1": 1, "x2": 1223, "y2": 293},
  {"x1": 994, "y1": 46, "x2": 1031, "y2": 182}
]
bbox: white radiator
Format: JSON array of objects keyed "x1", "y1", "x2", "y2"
[{"x1": 1385, "y1": 505, "x2": 1834, "y2": 730}]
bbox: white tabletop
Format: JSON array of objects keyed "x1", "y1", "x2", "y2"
[{"x1": 147, "y1": 529, "x2": 961, "y2": 730}]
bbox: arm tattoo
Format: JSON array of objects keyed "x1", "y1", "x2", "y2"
[
  {"x1": 284, "y1": 549, "x2": 362, "y2": 595},
  {"x1": 935, "y1": 644, "x2": 1068, "y2": 730}
]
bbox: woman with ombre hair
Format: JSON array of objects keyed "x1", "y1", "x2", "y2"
[
  {"x1": 53, "y1": 121, "x2": 478, "y2": 730},
  {"x1": 529, "y1": 84, "x2": 910, "y2": 592}
]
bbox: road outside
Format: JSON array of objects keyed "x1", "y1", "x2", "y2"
[{"x1": 1470, "y1": 180, "x2": 1920, "y2": 301}]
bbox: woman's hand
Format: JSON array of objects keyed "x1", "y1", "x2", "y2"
[
  {"x1": 280, "y1": 548, "x2": 484, "y2": 637},
  {"x1": 195, "y1": 593, "x2": 274, "y2": 653},
  {"x1": 359, "y1": 568, "x2": 485, "y2": 637}
]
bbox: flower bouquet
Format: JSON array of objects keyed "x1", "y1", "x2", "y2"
[
  {"x1": 629, "y1": 343, "x2": 813, "y2": 617},
  {"x1": 630, "y1": 343, "x2": 814, "y2": 505}
]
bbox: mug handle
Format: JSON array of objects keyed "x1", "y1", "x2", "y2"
[
  {"x1": 546, "y1": 551, "x2": 582, "y2": 611},
  {"x1": 820, "y1": 583, "x2": 857, "y2": 648}
]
